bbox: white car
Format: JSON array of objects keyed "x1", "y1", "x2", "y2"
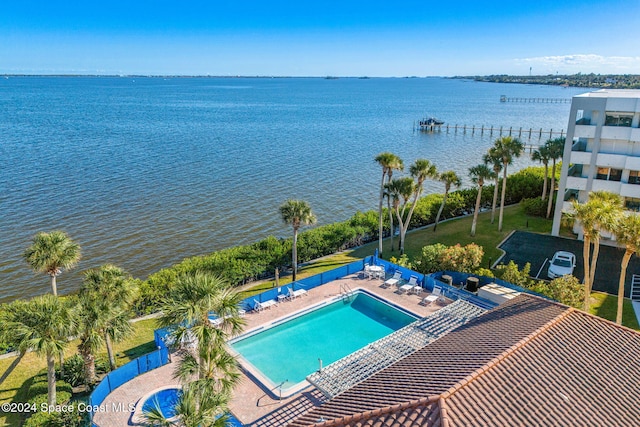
[{"x1": 547, "y1": 251, "x2": 576, "y2": 279}]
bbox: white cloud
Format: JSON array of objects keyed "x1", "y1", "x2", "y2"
[{"x1": 514, "y1": 54, "x2": 640, "y2": 74}]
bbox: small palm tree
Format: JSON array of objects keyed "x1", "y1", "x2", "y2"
[
  {"x1": 433, "y1": 170, "x2": 461, "y2": 232},
  {"x1": 545, "y1": 137, "x2": 565, "y2": 218},
  {"x1": 531, "y1": 145, "x2": 551, "y2": 200},
  {"x1": 571, "y1": 191, "x2": 623, "y2": 311},
  {"x1": 490, "y1": 136, "x2": 524, "y2": 231},
  {"x1": 24, "y1": 230, "x2": 81, "y2": 296},
  {"x1": 613, "y1": 214, "x2": 640, "y2": 324},
  {"x1": 468, "y1": 164, "x2": 497, "y2": 237},
  {"x1": 385, "y1": 177, "x2": 415, "y2": 255},
  {"x1": 143, "y1": 381, "x2": 230, "y2": 427},
  {"x1": 375, "y1": 152, "x2": 404, "y2": 256},
  {"x1": 78, "y1": 264, "x2": 134, "y2": 374},
  {"x1": 482, "y1": 151, "x2": 503, "y2": 224},
  {"x1": 0, "y1": 295, "x2": 75, "y2": 406},
  {"x1": 279, "y1": 200, "x2": 316, "y2": 281},
  {"x1": 155, "y1": 273, "x2": 245, "y2": 425}
]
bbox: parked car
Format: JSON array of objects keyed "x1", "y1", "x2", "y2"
[{"x1": 547, "y1": 251, "x2": 576, "y2": 279}]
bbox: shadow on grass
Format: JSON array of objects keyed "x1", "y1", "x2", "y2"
[{"x1": 119, "y1": 341, "x2": 157, "y2": 361}]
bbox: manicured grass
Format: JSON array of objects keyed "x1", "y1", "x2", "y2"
[
  {"x1": 350, "y1": 204, "x2": 553, "y2": 266},
  {"x1": 589, "y1": 291, "x2": 640, "y2": 330},
  {"x1": 0, "y1": 318, "x2": 158, "y2": 427}
]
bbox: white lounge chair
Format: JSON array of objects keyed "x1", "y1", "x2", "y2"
[
  {"x1": 253, "y1": 298, "x2": 277, "y2": 312},
  {"x1": 421, "y1": 286, "x2": 443, "y2": 306},
  {"x1": 287, "y1": 287, "x2": 308, "y2": 300},
  {"x1": 399, "y1": 275, "x2": 418, "y2": 294},
  {"x1": 383, "y1": 271, "x2": 402, "y2": 288}
]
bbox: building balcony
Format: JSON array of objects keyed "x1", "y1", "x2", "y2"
[
  {"x1": 566, "y1": 176, "x2": 587, "y2": 191},
  {"x1": 567, "y1": 164, "x2": 584, "y2": 177},
  {"x1": 570, "y1": 151, "x2": 591, "y2": 165},
  {"x1": 574, "y1": 124, "x2": 596, "y2": 138},
  {"x1": 620, "y1": 183, "x2": 640, "y2": 198},
  {"x1": 596, "y1": 153, "x2": 627, "y2": 169},
  {"x1": 592, "y1": 179, "x2": 621, "y2": 193},
  {"x1": 601, "y1": 126, "x2": 632, "y2": 141},
  {"x1": 625, "y1": 156, "x2": 640, "y2": 171}
]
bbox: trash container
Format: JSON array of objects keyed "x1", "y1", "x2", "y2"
[
  {"x1": 441, "y1": 274, "x2": 453, "y2": 286},
  {"x1": 466, "y1": 277, "x2": 479, "y2": 293}
]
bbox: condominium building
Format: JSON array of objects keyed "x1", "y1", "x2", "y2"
[{"x1": 552, "y1": 89, "x2": 640, "y2": 240}]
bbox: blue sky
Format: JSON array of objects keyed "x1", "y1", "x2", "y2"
[{"x1": 2, "y1": 0, "x2": 639, "y2": 76}]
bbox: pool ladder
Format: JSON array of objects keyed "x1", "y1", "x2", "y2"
[{"x1": 340, "y1": 283, "x2": 354, "y2": 302}]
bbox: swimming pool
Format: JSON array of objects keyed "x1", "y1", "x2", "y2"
[{"x1": 231, "y1": 291, "x2": 416, "y2": 394}]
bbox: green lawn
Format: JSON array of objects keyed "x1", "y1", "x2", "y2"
[
  {"x1": 350, "y1": 204, "x2": 553, "y2": 266},
  {"x1": 589, "y1": 292, "x2": 640, "y2": 330},
  {"x1": 0, "y1": 318, "x2": 158, "y2": 427}
]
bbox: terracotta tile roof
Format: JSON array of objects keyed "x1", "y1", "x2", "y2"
[{"x1": 289, "y1": 294, "x2": 640, "y2": 427}]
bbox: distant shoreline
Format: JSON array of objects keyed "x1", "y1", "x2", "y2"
[{"x1": 452, "y1": 74, "x2": 640, "y2": 90}]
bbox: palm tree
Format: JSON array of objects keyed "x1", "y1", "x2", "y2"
[
  {"x1": 613, "y1": 214, "x2": 640, "y2": 324},
  {"x1": 586, "y1": 192, "x2": 623, "y2": 288},
  {"x1": 0, "y1": 295, "x2": 75, "y2": 406},
  {"x1": 489, "y1": 136, "x2": 524, "y2": 231},
  {"x1": 144, "y1": 381, "x2": 230, "y2": 427},
  {"x1": 468, "y1": 164, "x2": 497, "y2": 237},
  {"x1": 433, "y1": 170, "x2": 461, "y2": 232},
  {"x1": 545, "y1": 137, "x2": 565, "y2": 218},
  {"x1": 531, "y1": 145, "x2": 551, "y2": 200},
  {"x1": 385, "y1": 177, "x2": 415, "y2": 255},
  {"x1": 374, "y1": 153, "x2": 404, "y2": 256},
  {"x1": 24, "y1": 230, "x2": 81, "y2": 296},
  {"x1": 156, "y1": 272, "x2": 245, "y2": 424},
  {"x1": 482, "y1": 151, "x2": 503, "y2": 224},
  {"x1": 571, "y1": 191, "x2": 623, "y2": 311},
  {"x1": 78, "y1": 264, "x2": 134, "y2": 375},
  {"x1": 279, "y1": 199, "x2": 316, "y2": 281}
]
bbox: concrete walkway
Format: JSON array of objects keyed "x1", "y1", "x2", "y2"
[{"x1": 93, "y1": 273, "x2": 447, "y2": 427}]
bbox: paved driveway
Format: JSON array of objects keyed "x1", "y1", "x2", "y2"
[{"x1": 498, "y1": 231, "x2": 640, "y2": 296}]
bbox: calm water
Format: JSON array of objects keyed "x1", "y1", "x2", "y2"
[
  {"x1": 0, "y1": 77, "x2": 584, "y2": 302},
  {"x1": 231, "y1": 292, "x2": 415, "y2": 386}
]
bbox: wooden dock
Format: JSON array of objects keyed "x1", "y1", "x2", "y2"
[
  {"x1": 500, "y1": 95, "x2": 570, "y2": 103},
  {"x1": 416, "y1": 123, "x2": 565, "y2": 142}
]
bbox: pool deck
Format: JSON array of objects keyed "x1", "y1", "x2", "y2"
[{"x1": 93, "y1": 273, "x2": 448, "y2": 427}]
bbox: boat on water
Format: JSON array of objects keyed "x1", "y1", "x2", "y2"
[{"x1": 418, "y1": 117, "x2": 444, "y2": 130}]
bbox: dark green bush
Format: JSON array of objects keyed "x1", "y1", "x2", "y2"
[
  {"x1": 59, "y1": 354, "x2": 86, "y2": 387},
  {"x1": 521, "y1": 197, "x2": 548, "y2": 217}
]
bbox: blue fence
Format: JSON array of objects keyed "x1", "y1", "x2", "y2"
[
  {"x1": 239, "y1": 257, "x2": 370, "y2": 311},
  {"x1": 90, "y1": 339, "x2": 170, "y2": 424}
]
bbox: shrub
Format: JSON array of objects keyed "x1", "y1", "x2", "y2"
[
  {"x1": 494, "y1": 261, "x2": 535, "y2": 288},
  {"x1": 532, "y1": 275, "x2": 584, "y2": 308},
  {"x1": 439, "y1": 243, "x2": 484, "y2": 273},
  {"x1": 521, "y1": 197, "x2": 548, "y2": 217},
  {"x1": 413, "y1": 243, "x2": 447, "y2": 274},
  {"x1": 413, "y1": 243, "x2": 483, "y2": 275},
  {"x1": 59, "y1": 354, "x2": 86, "y2": 387}
]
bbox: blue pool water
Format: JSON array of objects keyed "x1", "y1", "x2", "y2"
[
  {"x1": 143, "y1": 388, "x2": 181, "y2": 418},
  {"x1": 231, "y1": 292, "x2": 416, "y2": 387}
]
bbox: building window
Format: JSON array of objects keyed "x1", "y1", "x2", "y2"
[
  {"x1": 605, "y1": 113, "x2": 633, "y2": 127},
  {"x1": 596, "y1": 167, "x2": 622, "y2": 181},
  {"x1": 625, "y1": 197, "x2": 640, "y2": 212},
  {"x1": 629, "y1": 171, "x2": 640, "y2": 185}
]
